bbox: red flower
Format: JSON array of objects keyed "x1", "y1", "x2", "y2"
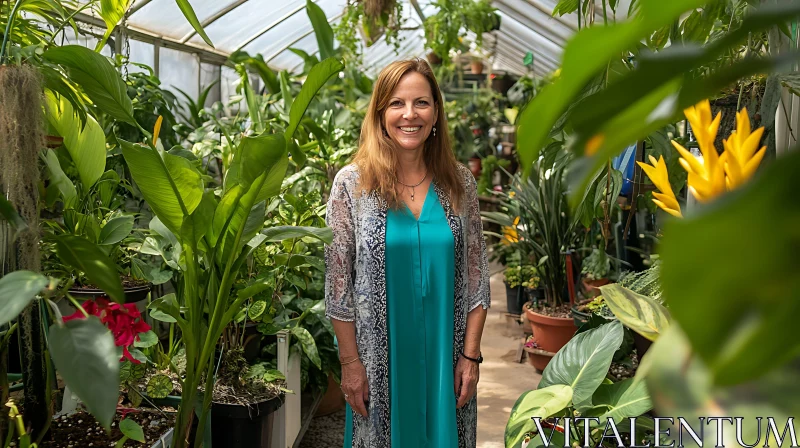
[{"x1": 64, "y1": 297, "x2": 152, "y2": 364}]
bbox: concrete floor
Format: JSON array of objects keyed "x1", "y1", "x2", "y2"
[
  {"x1": 475, "y1": 265, "x2": 542, "y2": 447},
  {"x1": 299, "y1": 264, "x2": 542, "y2": 447}
]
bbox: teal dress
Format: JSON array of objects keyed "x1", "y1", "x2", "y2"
[{"x1": 344, "y1": 186, "x2": 458, "y2": 447}]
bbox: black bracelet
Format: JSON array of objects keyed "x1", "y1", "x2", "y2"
[{"x1": 460, "y1": 351, "x2": 483, "y2": 364}]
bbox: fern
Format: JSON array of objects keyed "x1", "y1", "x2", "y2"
[{"x1": 618, "y1": 259, "x2": 663, "y2": 302}]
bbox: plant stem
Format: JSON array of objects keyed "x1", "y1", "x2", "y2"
[{"x1": 0, "y1": 0, "x2": 25, "y2": 65}]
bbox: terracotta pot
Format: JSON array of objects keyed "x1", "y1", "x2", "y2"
[
  {"x1": 470, "y1": 60, "x2": 484, "y2": 74},
  {"x1": 524, "y1": 345, "x2": 554, "y2": 372},
  {"x1": 582, "y1": 277, "x2": 610, "y2": 297},
  {"x1": 427, "y1": 52, "x2": 442, "y2": 65},
  {"x1": 315, "y1": 373, "x2": 346, "y2": 417},
  {"x1": 525, "y1": 307, "x2": 577, "y2": 354},
  {"x1": 468, "y1": 157, "x2": 482, "y2": 176}
]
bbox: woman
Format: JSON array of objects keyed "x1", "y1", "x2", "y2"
[{"x1": 324, "y1": 59, "x2": 490, "y2": 448}]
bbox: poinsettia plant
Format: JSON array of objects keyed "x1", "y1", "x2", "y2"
[{"x1": 64, "y1": 297, "x2": 153, "y2": 364}]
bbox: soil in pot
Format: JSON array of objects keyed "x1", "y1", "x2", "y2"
[
  {"x1": 41, "y1": 409, "x2": 175, "y2": 447},
  {"x1": 525, "y1": 303, "x2": 577, "y2": 354}
]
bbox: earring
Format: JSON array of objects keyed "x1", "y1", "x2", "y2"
[{"x1": 433, "y1": 126, "x2": 437, "y2": 137}]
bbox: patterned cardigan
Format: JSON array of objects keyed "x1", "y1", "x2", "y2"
[{"x1": 324, "y1": 163, "x2": 491, "y2": 448}]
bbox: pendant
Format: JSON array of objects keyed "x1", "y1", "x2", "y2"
[{"x1": 411, "y1": 192, "x2": 415, "y2": 201}]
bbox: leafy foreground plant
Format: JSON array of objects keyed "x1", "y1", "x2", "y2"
[
  {"x1": 506, "y1": 321, "x2": 654, "y2": 448},
  {"x1": 122, "y1": 58, "x2": 344, "y2": 447}
]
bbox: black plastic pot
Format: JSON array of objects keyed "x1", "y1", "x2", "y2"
[
  {"x1": 504, "y1": 282, "x2": 523, "y2": 314},
  {"x1": 69, "y1": 283, "x2": 152, "y2": 304},
  {"x1": 211, "y1": 396, "x2": 283, "y2": 447},
  {"x1": 571, "y1": 305, "x2": 592, "y2": 329}
]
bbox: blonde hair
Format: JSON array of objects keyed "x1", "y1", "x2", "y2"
[{"x1": 352, "y1": 58, "x2": 464, "y2": 213}]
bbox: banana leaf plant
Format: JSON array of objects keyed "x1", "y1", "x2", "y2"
[
  {"x1": 506, "y1": 321, "x2": 654, "y2": 448},
  {"x1": 120, "y1": 57, "x2": 343, "y2": 448}
]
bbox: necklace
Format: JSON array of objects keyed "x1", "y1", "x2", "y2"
[{"x1": 397, "y1": 170, "x2": 428, "y2": 201}]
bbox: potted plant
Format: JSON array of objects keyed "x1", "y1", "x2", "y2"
[
  {"x1": 484, "y1": 150, "x2": 583, "y2": 362},
  {"x1": 580, "y1": 247, "x2": 612, "y2": 297},
  {"x1": 470, "y1": 56, "x2": 484, "y2": 74},
  {"x1": 503, "y1": 265, "x2": 524, "y2": 315}
]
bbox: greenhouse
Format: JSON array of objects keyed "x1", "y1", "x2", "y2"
[{"x1": 1, "y1": 0, "x2": 799, "y2": 447}]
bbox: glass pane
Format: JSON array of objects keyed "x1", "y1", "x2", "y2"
[
  {"x1": 126, "y1": 39, "x2": 155, "y2": 74},
  {"x1": 243, "y1": 0, "x2": 344, "y2": 59},
  {"x1": 129, "y1": 0, "x2": 242, "y2": 42},
  {"x1": 200, "y1": 63, "x2": 221, "y2": 106},
  {"x1": 188, "y1": 0, "x2": 305, "y2": 54},
  {"x1": 159, "y1": 47, "x2": 199, "y2": 98},
  {"x1": 220, "y1": 65, "x2": 240, "y2": 108}
]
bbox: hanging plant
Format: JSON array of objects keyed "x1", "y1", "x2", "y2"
[{"x1": 423, "y1": 0, "x2": 499, "y2": 66}]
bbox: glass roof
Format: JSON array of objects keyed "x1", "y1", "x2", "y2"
[{"x1": 74, "y1": 0, "x2": 632, "y2": 76}]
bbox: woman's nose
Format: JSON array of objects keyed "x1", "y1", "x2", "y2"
[{"x1": 403, "y1": 107, "x2": 418, "y2": 120}]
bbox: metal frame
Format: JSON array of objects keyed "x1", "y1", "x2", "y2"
[
  {"x1": 494, "y1": 0, "x2": 570, "y2": 45},
  {"x1": 495, "y1": 31, "x2": 560, "y2": 69},
  {"x1": 180, "y1": 0, "x2": 252, "y2": 43}
]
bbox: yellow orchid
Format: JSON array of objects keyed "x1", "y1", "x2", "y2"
[
  {"x1": 636, "y1": 155, "x2": 683, "y2": 218},
  {"x1": 670, "y1": 100, "x2": 726, "y2": 202},
  {"x1": 722, "y1": 107, "x2": 766, "y2": 189},
  {"x1": 501, "y1": 216, "x2": 520, "y2": 245}
]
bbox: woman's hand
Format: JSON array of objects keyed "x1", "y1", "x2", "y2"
[
  {"x1": 454, "y1": 355, "x2": 480, "y2": 409},
  {"x1": 341, "y1": 359, "x2": 370, "y2": 417}
]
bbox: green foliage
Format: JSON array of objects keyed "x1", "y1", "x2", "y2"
[
  {"x1": 0, "y1": 271, "x2": 48, "y2": 327},
  {"x1": 503, "y1": 265, "x2": 539, "y2": 290},
  {"x1": 580, "y1": 247, "x2": 611, "y2": 280},
  {"x1": 49, "y1": 317, "x2": 120, "y2": 430},
  {"x1": 506, "y1": 322, "x2": 651, "y2": 448},
  {"x1": 424, "y1": 0, "x2": 498, "y2": 65},
  {"x1": 599, "y1": 283, "x2": 671, "y2": 341}
]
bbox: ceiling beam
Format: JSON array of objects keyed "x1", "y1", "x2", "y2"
[
  {"x1": 408, "y1": 0, "x2": 426, "y2": 22},
  {"x1": 72, "y1": 11, "x2": 229, "y2": 64},
  {"x1": 180, "y1": 0, "x2": 251, "y2": 43}
]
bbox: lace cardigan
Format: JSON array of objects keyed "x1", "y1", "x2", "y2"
[{"x1": 324, "y1": 163, "x2": 490, "y2": 448}]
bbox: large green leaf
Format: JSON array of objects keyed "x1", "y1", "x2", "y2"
[
  {"x1": 505, "y1": 385, "x2": 573, "y2": 448},
  {"x1": 592, "y1": 378, "x2": 652, "y2": 422},
  {"x1": 643, "y1": 324, "x2": 800, "y2": 447},
  {"x1": 175, "y1": 0, "x2": 214, "y2": 47},
  {"x1": 539, "y1": 321, "x2": 624, "y2": 406},
  {"x1": 599, "y1": 284, "x2": 671, "y2": 341},
  {"x1": 43, "y1": 45, "x2": 135, "y2": 126},
  {"x1": 516, "y1": 0, "x2": 705, "y2": 175},
  {"x1": 291, "y1": 326, "x2": 321, "y2": 370},
  {"x1": 306, "y1": 0, "x2": 335, "y2": 61},
  {"x1": 97, "y1": 0, "x2": 132, "y2": 51},
  {"x1": 98, "y1": 215, "x2": 134, "y2": 246},
  {"x1": 660, "y1": 150, "x2": 800, "y2": 386},
  {"x1": 44, "y1": 91, "x2": 105, "y2": 189},
  {"x1": 286, "y1": 58, "x2": 344, "y2": 142},
  {"x1": 49, "y1": 317, "x2": 120, "y2": 429},
  {"x1": 261, "y1": 225, "x2": 333, "y2": 244},
  {"x1": 55, "y1": 235, "x2": 124, "y2": 303},
  {"x1": 120, "y1": 140, "x2": 204, "y2": 235},
  {"x1": 42, "y1": 149, "x2": 77, "y2": 208},
  {"x1": 0, "y1": 271, "x2": 48, "y2": 326}
]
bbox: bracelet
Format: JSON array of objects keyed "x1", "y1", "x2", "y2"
[
  {"x1": 460, "y1": 351, "x2": 483, "y2": 364},
  {"x1": 340, "y1": 356, "x2": 360, "y2": 366}
]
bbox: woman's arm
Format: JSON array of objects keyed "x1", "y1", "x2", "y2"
[
  {"x1": 455, "y1": 167, "x2": 491, "y2": 408},
  {"x1": 324, "y1": 167, "x2": 369, "y2": 416}
]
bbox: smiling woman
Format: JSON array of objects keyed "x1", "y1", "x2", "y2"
[{"x1": 325, "y1": 58, "x2": 491, "y2": 447}]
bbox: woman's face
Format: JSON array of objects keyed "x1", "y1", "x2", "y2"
[{"x1": 382, "y1": 71, "x2": 437, "y2": 153}]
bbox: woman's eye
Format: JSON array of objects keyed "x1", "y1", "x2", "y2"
[
  {"x1": 417, "y1": 100, "x2": 429, "y2": 106},
  {"x1": 390, "y1": 100, "x2": 402, "y2": 107}
]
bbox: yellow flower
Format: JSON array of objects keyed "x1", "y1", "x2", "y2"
[
  {"x1": 670, "y1": 100, "x2": 726, "y2": 202},
  {"x1": 501, "y1": 216, "x2": 520, "y2": 245},
  {"x1": 637, "y1": 155, "x2": 683, "y2": 218},
  {"x1": 722, "y1": 107, "x2": 766, "y2": 190},
  {"x1": 153, "y1": 115, "x2": 163, "y2": 146},
  {"x1": 508, "y1": 191, "x2": 516, "y2": 198}
]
